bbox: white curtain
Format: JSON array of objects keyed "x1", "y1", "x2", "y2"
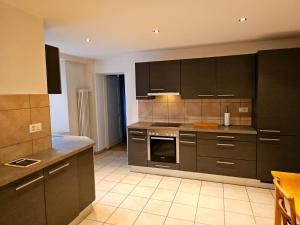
[{"x1": 77, "y1": 89, "x2": 91, "y2": 137}]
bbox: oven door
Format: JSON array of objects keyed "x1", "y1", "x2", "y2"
[{"x1": 150, "y1": 136, "x2": 176, "y2": 163}]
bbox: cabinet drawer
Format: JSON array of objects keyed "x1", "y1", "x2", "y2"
[
  {"x1": 128, "y1": 129, "x2": 147, "y2": 136},
  {"x1": 197, "y1": 132, "x2": 256, "y2": 142},
  {"x1": 197, "y1": 139, "x2": 256, "y2": 160},
  {"x1": 197, "y1": 157, "x2": 256, "y2": 178},
  {"x1": 179, "y1": 131, "x2": 196, "y2": 139}
]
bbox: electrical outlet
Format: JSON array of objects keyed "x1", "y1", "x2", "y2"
[
  {"x1": 29, "y1": 123, "x2": 42, "y2": 133},
  {"x1": 239, "y1": 107, "x2": 249, "y2": 113}
]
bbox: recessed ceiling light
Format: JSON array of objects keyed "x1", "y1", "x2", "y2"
[
  {"x1": 85, "y1": 38, "x2": 91, "y2": 43},
  {"x1": 239, "y1": 17, "x2": 247, "y2": 22},
  {"x1": 153, "y1": 28, "x2": 160, "y2": 33}
]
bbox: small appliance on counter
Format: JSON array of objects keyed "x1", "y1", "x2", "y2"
[{"x1": 224, "y1": 106, "x2": 230, "y2": 126}]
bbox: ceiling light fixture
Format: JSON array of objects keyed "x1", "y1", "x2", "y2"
[
  {"x1": 239, "y1": 17, "x2": 247, "y2": 22},
  {"x1": 153, "y1": 28, "x2": 160, "y2": 33},
  {"x1": 85, "y1": 38, "x2": 91, "y2": 43}
]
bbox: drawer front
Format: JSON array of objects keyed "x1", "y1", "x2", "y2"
[
  {"x1": 197, "y1": 139, "x2": 256, "y2": 160},
  {"x1": 128, "y1": 129, "x2": 147, "y2": 136},
  {"x1": 197, "y1": 157, "x2": 256, "y2": 178},
  {"x1": 148, "y1": 161, "x2": 180, "y2": 170},
  {"x1": 179, "y1": 131, "x2": 196, "y2": 139},
  {"x1": 197, "y1": 132, "x2": 256, "y2": 142}
]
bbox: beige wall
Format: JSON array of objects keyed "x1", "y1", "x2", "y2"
[{"x1": 0, "y1": 2, "x2": 47, "y2": 94}]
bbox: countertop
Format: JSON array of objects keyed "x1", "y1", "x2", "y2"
[
  {"x1": 127, "y1": 122, "x2": 257, "y2": 135},
  {"x1": 0, "y1": 135, "x2": 95, "y2": 188}
]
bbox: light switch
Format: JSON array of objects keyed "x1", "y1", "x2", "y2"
[
  {"x1": 29, "y1": 123, "x2": 42, "y2": 133},
  {"x1": 239, "y1": 107, "x2": 249, "y2": 113}
]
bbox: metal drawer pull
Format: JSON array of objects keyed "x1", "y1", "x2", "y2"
[
  {"x1": 180, "y1": 133, "x2": 196, "y2": 137},
  {"x1": 130, "y1": 131, "x2": 144, "y2": 134},
  {"x1": 217, "y1": 143, "x2": 235, "y2": 147},
  {"x1": 132, "y1": 137, "x2": 146, "y2": 141},
  {"x1": 151, "y1": 89, "x2": 165, "y2": 91},
  {"x1": 217, "y1": 94, "x2": 235, "y2": 97},
  {"x1": 259, "y1": 138, "x2": 280, "y2": 142},
  {"x1": 49, "y1": 163, "x2": 70, "y2": 175},
  {"x1": 154, "y1": 165, "x2": 171, "y2": 168},
  {"x1": 15, "y1": 176, "x2": 44, "y2": 191},
  {"x1": 198, "y1": 94, "x2": 214, "y2": 97},
  {"x1": 151, "y1": 137, "x2": 174, "y2": 140},
  {"x1": 216, "y1": 161, "x2": 235, "y2": 165},
  {"x1": 260, "y1": 130, "x2": 280, "y2": 133},
  {"x1": 217, "y1": 136, "x2": 235, "y2": 139},
  {"x1": 180, "y1": 141, "x2": 196, "y2": 144}
]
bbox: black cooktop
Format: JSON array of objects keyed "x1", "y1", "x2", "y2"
[{"x1": 151, "y1": 122, "x2": 182, "y2": 127}]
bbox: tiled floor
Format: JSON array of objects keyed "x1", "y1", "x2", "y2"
[{"x1": 80, "y1": 150, "x2": 275, "y2": 225}]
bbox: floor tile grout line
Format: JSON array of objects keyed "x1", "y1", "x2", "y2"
[
  {"x1": 246, "y1": 187, "x2": 258, "y2": 225},
  {"x1": 194, "y1": 180, "x2": 202, "y2": 224}
]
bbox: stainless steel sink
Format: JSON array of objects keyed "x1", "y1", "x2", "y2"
[{"x1": 5, "y1": 158, "x2": 41, "y2": 168}]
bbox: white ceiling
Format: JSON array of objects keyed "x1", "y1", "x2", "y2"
[{"x1": 2, "y1": 0, "x2": 300, "y2": 58}]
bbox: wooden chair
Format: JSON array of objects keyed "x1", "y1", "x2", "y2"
[{"x1": 274, "y1": 177, "x2": 299, "y2": 225}]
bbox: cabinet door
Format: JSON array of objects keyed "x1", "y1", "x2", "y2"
[
  {"x1": 257, "y1": 135, "x2": 300, "y2": 182},
  {"x1": 0, "y1": 171, "x2": 46, "y2": 225},
  {"x1": 216, "y1": 54, "x2": 255, "y2": 98},
  {"x1": 135, "y1": 62, "x2": 152, "y2": 99},
  {"x1": 44, "y1": 156, "x2": 79, "y2": 225},
  {"x1": 179, "y1": 138, "x2": 197, "y2": 171},
  {"x1": 45, "y1": 45, "x2": 61, "y2": 94},
  {"x1": 149, "y1": 60, "x2": 181, "y2": 92},
  {"x1": 128, "y1": 135, "x2": 148, "y2": 166},
  {"x1": 257, "y1": 48, "x2": 300, "y2": 136},
  {"x1": 78, "y1": 148, "x2": 96, "y2": 211},
  {"x1": 181, "y1": 58, "x2": 216, "y2": 99}
]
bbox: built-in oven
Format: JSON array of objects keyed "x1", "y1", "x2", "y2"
[{"x1": 148, "y1": 129, "x2": 179, "y2": 164}]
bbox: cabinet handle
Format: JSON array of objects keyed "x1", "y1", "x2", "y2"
[
  {"x1": 150, "y1": 89, "x2": 165, "y2": 91},
  {"x1": 180, "y1": 141, "x2": 196, "y2": 144},
  {"x1": 131, "y1": 137, "x2": 146, "y2": 141},
  {"x1": 216, "y1": 143, "x2": 235, "y2": 147},
  {"x1": 197, "y1": 94, "x2": 215, "y2": 97},
  {"x1": 154, "y1": 164, "x2": 171, "y2": 168},
  {"x1": 217, "y1": 94, "x2": 235, "y2": 97},
  {"x1": 259, "y1": 138, "x2": 280, "y2": 142},
  {"x1": 180, "y1": 133, "x2": 196, "y2": 137},
  {"x1": 151, "y1": 137, "x2": 174, "y2": 141},
  {"x1": 49, "y1": 163, "x2": 70, "y2": 175},
  {"x1": 216, "y1": 161, "x2": 235, "y2": 165},
  {"x1": 216, "y1": 135, "x2": 235, "y2": 139},
  {"x1": 260, "y1": 130, "x2": 280, "y2": 133},
  {"x1": 130, "y1": 131, "x2": 144, "y2": 134},
  {"x1": 15, "y1": 176, "x2": 44, "y2": 191}
]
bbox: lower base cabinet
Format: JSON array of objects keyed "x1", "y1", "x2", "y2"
[
  {"x1": 0, "y1": 171, "x2": 46, "y2": 225},
  {"x1": 179, "y1": 135, "x2": 197, "y2": 172}
]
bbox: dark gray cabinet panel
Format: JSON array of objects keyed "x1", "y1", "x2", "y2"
[
  {"x1": 216, "y1": 54, "x2": 255, "y2": 98},
  {"x1": 128, "y1": 129, "x2": 148, "y2": 166},
  {"x1": 44, "y1": 156, "x2": 79, "y2": 225},
  {"x1": 149, "y1": 60, "x2": 181, "y2": 92},
  {"x1": 257, "y1": 48, "x2": 300, "y2": 136},
  {"x1": 0, "y1": 171, "x2": 46, "y2": 225},
  {"x1": 181, "y1": 58, "x2": 216, "y2": 98},
  {"x1": 45, "y1": 45, "x2": 61, "y2": 94},
  {"x1": 257, "y1": 135, "x2": 300, "y2": 182},
  {"x1": 197, "y1": 132, "x2": 256, "y2": 142},
  {"x1": 78, "y1": 148, "x2": 95, "y2": 211},
  {"x1": 135, "y1": 63, "x2": 152, "y2": 99},
  {"x1": 179, "y1": 137, "x2": 197, "y2": 171}
]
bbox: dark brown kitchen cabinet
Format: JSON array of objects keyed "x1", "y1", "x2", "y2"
[
  {"x1": 216, "y1": 54, "x2": 255, "y2": 98},
  {"x1": 257, "y1": 136, "x2": 300, "y2": 182},
  {"x1": 45, "y1": 45, "x2": 62, "y2": 94},
  {"x1": 0, "y1": 171, "x2": 46, "y2": 225},
  {"x1": 135, "y1": 62, "x2": 152, "y2": 99},
  {"x1": 257, "y1": 48, "x2": 300, "y2": 136},
  {"x1": 179, "y1": 132, "x2": 197, "y2": 171},
  {"x1": 149, "y1": 60, "x2": 181, "y2": 93},
  {"x1": 128, "y1": 129, "x2": 148, "y2": 166},
  {"x1": 44, "y1": 156, "x2": 79, "y2": 225},
  {"x1": 77, "y1": 148, "x2": 96, "y2": 211},
  {"x1": 181, "y1": 58, "x2": 216, "y2": 98}
]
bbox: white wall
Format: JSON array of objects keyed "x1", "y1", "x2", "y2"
[
  {"x1": 0, "y1": 2, "x2": 47, "y2": 94},
  {"x1": 94, "y1": 37, "x2": 300, "y2": 127},
  {"x1": 49, "y1": 60, "x2": 70, "y2": 134}
]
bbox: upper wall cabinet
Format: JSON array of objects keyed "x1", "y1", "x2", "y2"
[
  {"x1": 149, "y1": 60, "x2": 181, "y2": 93},
  {"x1": 135, "y1": 62, "x2": 151, "y2": 99},
  {"x1": 45, "y1": 45, "x2": 62, "y2": 94},
  {"x1": 181, "y1": 58, "x2": 216, "y2": 98},
  {"x1": 216, "y1": 54, "x2": 255, "y2": 98}
]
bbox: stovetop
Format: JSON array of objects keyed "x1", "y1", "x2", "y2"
[{"x1": 151, "y1": 122, "x2": 182, "y2": 128}]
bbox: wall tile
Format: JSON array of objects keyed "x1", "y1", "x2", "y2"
[
  {"x1": 33, "y1": 136, "x2": 52, "y2": 153},
  {"x1": 167, "y1": 95, "x2": 183, "y2": 103},
  {"x1": 169, "y1": 118, "x2": 185, "y2": 123},
  {"x1": 0, "y1": 109, "x2": 32, "y2": 148},
  {"x1": 139, "y1": 117, "x2": 153, "y2": 122},
  {"x1": 185, "y1": 102, "x2": 202, "y2": 120},
  {"x1": 202, "y1": 102, "x2": 221, "y2": 120},
  {"x1": 138, "y1": 101, "x2": 153, "y2": 118},
  {"x1": 184, "y1": 99, "x2": 202, "y2": 103},
  {"x1": 202, "y1": 99, "x2": 221, "y2": 103},
  {"x1": 0, "y1": 95, "x2": 30, "y2": 110},
  {"x1": 168, "y1": 102, "x2": 185, "y2": 119},
  {"x1": 153, "y1": 96, "x2": 168, "y2": 103},
  {"x1": 220, "y1": 98, "x2": 240, "y2": 103},
  {"x1": 151, "y1": 118, "x2": 169, "y2": 123},
  {"x1": 0, "y1": 141, "x2": 32, "y2": 163},
  {"x1": 30, "y1": 107, "x2": 51, "y2": 139},
  {"x1": 29, "y1": 94, "x2": 49, "y2": 108},
  {"x1": 153, "y1": 103, "x2": 168, "y2": 118}
]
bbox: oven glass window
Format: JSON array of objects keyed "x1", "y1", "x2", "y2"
[{"x1": 150, "y1": 136, "x2": 176, "y2": 163}]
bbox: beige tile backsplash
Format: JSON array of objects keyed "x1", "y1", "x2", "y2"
[
  {"x1": 0, "y1": 94, "x2": 52, "y2": 163},
  {"x1": 138, "y1": 96, "x2": 252, "y2": 125}
]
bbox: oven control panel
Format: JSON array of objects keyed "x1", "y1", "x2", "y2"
[{"x1": 148, "y1": 129, "x2": 179, "y2": 137}]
